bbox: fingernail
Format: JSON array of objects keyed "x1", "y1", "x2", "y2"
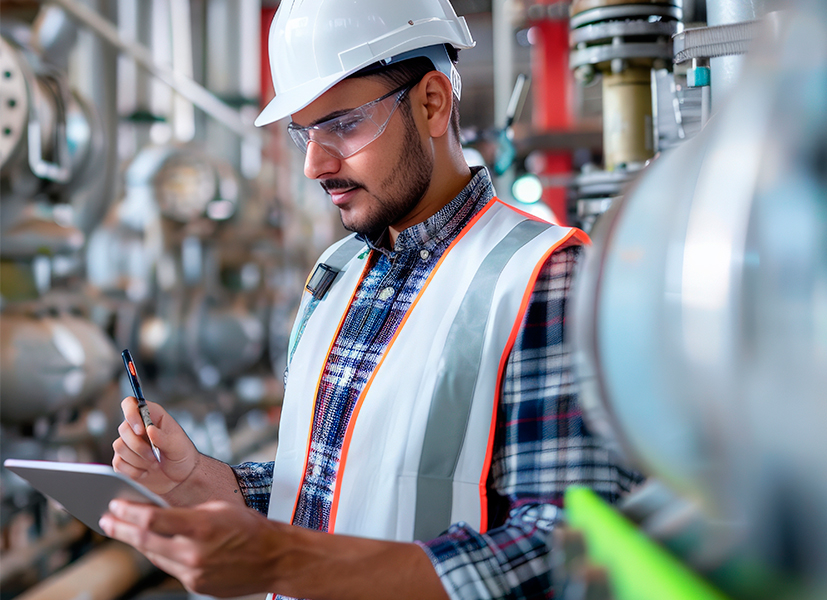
[
  {"x1": 99, "y1": 515, "x2": 111, "y2": 532},
  {"x1": 109, "y1": 500, "x2": 123, "y2": 515},
  {"x1": 132, "y1": 423, "x2": 142, "y2": 435}
]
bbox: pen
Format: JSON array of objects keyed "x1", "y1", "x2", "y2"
[{"x1": 121, "y1": 349, "x2": 162, "y2": 463}]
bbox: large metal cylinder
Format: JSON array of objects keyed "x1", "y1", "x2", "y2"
[
  {"x1": 0, "y1": 312, "x2": 119, "y2": 424},
  {"x1": 571, "y1": 3, "x2": 827, "y2": 598}
]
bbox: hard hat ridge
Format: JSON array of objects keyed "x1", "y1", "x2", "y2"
[{"x1": 255, "y1": 0, "x2": 475, "y2": 127}]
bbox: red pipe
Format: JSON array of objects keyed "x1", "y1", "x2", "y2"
[{"x1": 530, "y1": 16, "x2": 573, "y2": 225}]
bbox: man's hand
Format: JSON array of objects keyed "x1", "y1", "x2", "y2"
[
  {"x1": 113, "y1": 397, "x2": 200, "y2": 496},
  {"x1": 98, "y1": 499, "x2": 450, "y2": 600},
  {"x1": 113, "y1": 397, "x2": 245, "y2": 507},
  {"x1": 99, "y1": 500, "x2": 280, "y2": 598}
]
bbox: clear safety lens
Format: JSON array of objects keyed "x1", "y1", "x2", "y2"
[{"x1": 288, "y1": 84, "x2": 411, "y2": 159}]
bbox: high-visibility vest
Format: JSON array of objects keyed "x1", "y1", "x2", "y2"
[{"x1": 267, "y1": 199, "x2": 587, "y2": 542}]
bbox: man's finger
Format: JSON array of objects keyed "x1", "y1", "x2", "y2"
[
  {"x1": 120, "y1": 397, "x2": 144, "y2": 431},
  {"x1": 108, "y1": 500, "x2": 198, "y2": 538},
  {"x1": 99, "y1": 510, "x2": 194, "y2": 563},
  {"x1": 112, "y1": 453, "x2": 149, "y2": 481},
  {"x1": 117, "y1": 420, "x2": 157, "y2": 463}
]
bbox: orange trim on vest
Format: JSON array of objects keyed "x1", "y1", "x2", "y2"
[
  {"x1": 328, "y1": 199, "x2": 499, "y2": 533},
  {"x1": 289, "y1": 254, "x2": 375, "y2": 525},
  {"x1": 495, "y1": 199, "x2": 548, "y2": 223},
  {"x1": 478, "y1": 227, "x2": 587, "y2": 532}
]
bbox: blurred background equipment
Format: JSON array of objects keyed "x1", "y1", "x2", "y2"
[
  {"x1": 568, "y1": 0, "x2": 682, "y2": 232},
  {"x1": 0, "y1": 1, "x2": 316, "y2": 598},
  {"x1": 1, "y1": 0, "x2": 825, "y2": 599}
]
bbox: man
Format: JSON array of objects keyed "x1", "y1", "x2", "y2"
[{"x1": 100, "y1": 1, "x2": 641, "y2": 598}]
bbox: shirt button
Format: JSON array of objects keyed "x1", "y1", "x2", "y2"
[
  {"x1": 379, "y1": 287, "x2": 395, "y2": 301},
  {"x1": 420, "y1": 250, "x2": 430, "y2": 260}
]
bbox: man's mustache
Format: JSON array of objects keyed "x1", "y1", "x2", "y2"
[{"x1": 320, "y1": 179, "x2": 364, "y2": 194}]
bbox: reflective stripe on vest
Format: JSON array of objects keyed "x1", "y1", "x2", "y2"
[
  {"x1": 413, "y1": 218, "x2": 550, "y2": 540},
  {"x1": 268, "y1": 199, "x2": 585, "y2": 543}
]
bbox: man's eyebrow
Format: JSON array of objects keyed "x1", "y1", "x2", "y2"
[{"x1": 295, "y1": 107, "x2": 358, "y2": 129}]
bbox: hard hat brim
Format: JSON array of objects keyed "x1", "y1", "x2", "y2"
[{"x1": 254, "y1": 71, "x2": 345, "y2": 127}]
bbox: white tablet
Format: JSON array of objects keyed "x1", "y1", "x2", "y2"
[{"x1": 3, "y1": 458, "x2": 169, "y2": 536}]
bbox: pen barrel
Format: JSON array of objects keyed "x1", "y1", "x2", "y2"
[{"x1": 138, "y1": 404, "x2": 153, "y2": 430}]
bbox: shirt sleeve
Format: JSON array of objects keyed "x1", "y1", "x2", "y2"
[
  {"x1": 231, "y1": 461, "x2": 275, "y2": 516},
  {"x1": 418, "y1": 244, "x2": 644, "y2": 600}
]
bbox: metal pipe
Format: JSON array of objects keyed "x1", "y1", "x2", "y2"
[
  {"x1": 601, "y1": 67, "x2": 654, "y2": 170},
  {"x1": 46, "y1": 0, "x2": 263, "y2": 141},
  {"x1": 492, "y1": 0, "x2": 516, "y2": 199},
  {"x1": 0, "y1": 520, "x2": 88, "y2": 586},
  {"x1": 169, "y1": 0, "x2": 196, "y2": 142},
  {"x1": 13, "y1": 541, "x2": 156, "y2": 600},
  {"x1": 80, "y1": 0, "x2": 119, "y2": 236}
]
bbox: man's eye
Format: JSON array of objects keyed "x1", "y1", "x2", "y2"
[{"x1": 329, "y1": 117, "x2": 362, "y2": 135}]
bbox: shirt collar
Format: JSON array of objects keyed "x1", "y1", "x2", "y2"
[{"x1": 360, "y1": 166, "x2": 494, "y2": 256}]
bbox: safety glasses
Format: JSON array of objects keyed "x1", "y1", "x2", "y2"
[{"x1": 288, "y1": 83, "x2": 412, "y2": 159}]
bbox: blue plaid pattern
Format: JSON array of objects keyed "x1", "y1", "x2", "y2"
[{"x1": 232, "y1": 168, "x2": 642, "y2": 599}]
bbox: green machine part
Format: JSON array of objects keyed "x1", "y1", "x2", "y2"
[{"x1": 564, "y1": 486, "x2": 731, "y2": 600}]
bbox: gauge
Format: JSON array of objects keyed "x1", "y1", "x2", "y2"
[{"x1": 153, "y1": 152, "x2": 217, "y2": 222}]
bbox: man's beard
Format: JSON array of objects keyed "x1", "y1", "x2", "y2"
[{"x1": 322, "y1": 110, "x2": 433, "y2": 240}]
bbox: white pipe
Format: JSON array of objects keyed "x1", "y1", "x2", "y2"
[{"x1": 47, "y1": 0, "x2": 263, "y2": 141}]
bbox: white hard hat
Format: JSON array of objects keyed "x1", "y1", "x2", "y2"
[{"x1": 254, "y1": 0, "x2": 476, "y2": 127}]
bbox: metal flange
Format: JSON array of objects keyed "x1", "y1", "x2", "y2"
[
  {"x1": 570, "y1": 40, "x2": 674, "y2": 69},
  {"x1": 570, "y1": 18, "x2": 681, "y2": 46},
  {"x1": 570, "y1": 0, "x2": 682, "y2": 17},
  {"x1": 570, "y1": 4, "x2": 683, "y2": 29}
]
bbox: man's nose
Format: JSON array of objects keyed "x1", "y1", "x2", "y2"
[{"x1": 303, "y1": 140, "x2": 341, "y2": 180}]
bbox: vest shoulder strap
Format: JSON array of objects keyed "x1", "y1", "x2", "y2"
[{"x1": 288, "y1": 234, "x2": 366, "y2": 364}]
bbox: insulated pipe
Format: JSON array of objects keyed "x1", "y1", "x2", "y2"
[
  {"x1": 71, "y1": 0, "x2": 118, "y2": 237},
  {"x1": 13, "y1": 542, "x2": 155, "y2": 600},
  {"x1": 492, "y1": 0, "x2": 517, "y2": 200},
  {"x1": 205, "y1": 0, "x2": 261, "y2": 177}
]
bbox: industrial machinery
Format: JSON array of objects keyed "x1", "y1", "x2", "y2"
[
  {"x1": 567, "y1": 0, "x2": 687, "y2": 232},
  {"x1": 0, "y1": 22, "x2": 128, "y2": 598},
  {"x1": 0, "y1": 28, "x2": 118, "y2": 440},
  {"x1": 0, "y1": 3, "x2": 322, "y2": 598},
  {"x1": 564, "y1": 0, "x2": 827, "y2": 598}
]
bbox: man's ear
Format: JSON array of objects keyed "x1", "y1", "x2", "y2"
[{"x1": 417, "y1": 71, "x2": 454, "y2": 138}]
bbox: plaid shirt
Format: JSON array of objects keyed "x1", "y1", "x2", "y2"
[{"x1": 232, "y1": 168, "x2": 641, "y2": 599}]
